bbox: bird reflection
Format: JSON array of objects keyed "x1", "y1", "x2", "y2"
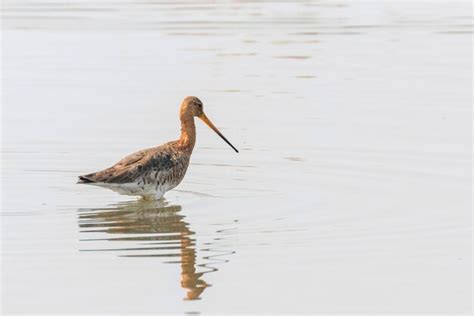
[{"x1": 78, "y1": 199, "x2": 231, "y2": 300}]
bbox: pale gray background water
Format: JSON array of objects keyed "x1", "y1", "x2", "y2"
[{"x1": 1, "y1": 0, "x2": 472, "y2": 314}]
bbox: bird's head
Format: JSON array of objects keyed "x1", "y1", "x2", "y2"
[
  {"x1": 180, "y1": 96, "x2": 238, "y2": 153},
  {"x1": 181, "y1": 96, "x2": 204, "y2": 117}
]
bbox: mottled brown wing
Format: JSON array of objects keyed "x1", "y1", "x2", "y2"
[{"x1": 78, "y1": 146, "x2": 176, "y2": 184}]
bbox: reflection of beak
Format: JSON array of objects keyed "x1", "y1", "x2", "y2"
[{"x1": 198, "y1": 113, "x2": 239, "y2": 153}]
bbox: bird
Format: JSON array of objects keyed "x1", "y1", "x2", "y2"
[{"x1": 78, "y1": 96, "x2": 238, "y2": 199}]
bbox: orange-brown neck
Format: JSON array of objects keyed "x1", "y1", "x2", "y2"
[{"x1": 178, "y1": 114, "x2": 196, "y2": 151}]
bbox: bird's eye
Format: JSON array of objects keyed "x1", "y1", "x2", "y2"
[{"x1": 197, "y1": 103, "x2": 202, "y2": 108}]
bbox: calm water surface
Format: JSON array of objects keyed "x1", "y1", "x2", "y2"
[{"x1": 1, "y1": 0, "x2": 472, "y2": 314}]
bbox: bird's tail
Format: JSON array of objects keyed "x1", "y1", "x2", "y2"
[{"x1": 78, "y1": 175, "x2": 96, "y2": 183}]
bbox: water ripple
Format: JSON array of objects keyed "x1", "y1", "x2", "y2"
[{"x1": 78, "y1": 199, "x2": 235, "y2": 301}]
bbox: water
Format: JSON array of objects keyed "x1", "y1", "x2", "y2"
[{"x1": 1, "y1": 0, "x2": 472, "y2": 314}]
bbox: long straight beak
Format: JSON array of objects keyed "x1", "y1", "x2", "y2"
[{"x1": 198, "y1": 113, "x2": 239, "y2": 153}]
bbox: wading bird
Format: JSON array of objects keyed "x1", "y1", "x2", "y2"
[{"x1": 78, "y1": 96, "x2": 238, "y2": 199}]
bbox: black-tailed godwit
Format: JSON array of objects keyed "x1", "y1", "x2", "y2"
[{"x1": 78, "y1": 96, "x2": 238, "y2": 199}]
